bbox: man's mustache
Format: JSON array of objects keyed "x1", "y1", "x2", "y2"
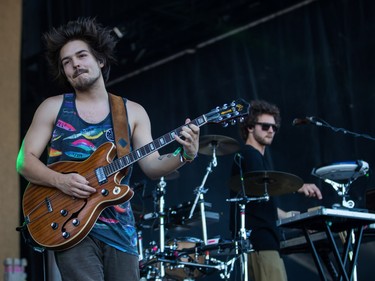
[{"x1": 73, "y1": 69, "x2": 88, "y2": 79}]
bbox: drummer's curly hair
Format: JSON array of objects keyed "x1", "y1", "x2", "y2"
[
  {"x1": 239, "y1": 100, "x2": 281, "y2": 141},
  {"x1": 43, "y1": 17, "x2": 117, "y2": 88}
]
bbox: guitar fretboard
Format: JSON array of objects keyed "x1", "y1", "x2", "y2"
[{"x1": 104, "y1": 115, "x2": 207, "y2": 176}]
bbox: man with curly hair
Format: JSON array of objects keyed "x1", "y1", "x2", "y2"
[
  {"x1": 230, "y1": 100, "x2": 322, "y2": 281},
  {"x1": 17, "y1": 18, "x2": 200, "y2": 281}
]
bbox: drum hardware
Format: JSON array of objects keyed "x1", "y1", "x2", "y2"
[
  {"x1": 312, "y1": 160, "x2": 369, "y2": 209},
  {"x1": 228, "y1": 164, "x2": 297, "y2": 280},
  {"x1": 167, "y1": 201, "x2": 220, "y2": 231},
  {"x1": 158, "y1": 244, "x2": 238, "y2": 281},
  {"x1": 139, "y1": 134, "x2": 245, "y2": 280},
  {"x1": 138, "y1": 229, "x2": 145, "y2": 262},
  {"x1": 163, "y1": 237, "x2": 206, "y2": 280},
  {"x1": 229, "y1": 170, "x2": 304, "y2": 197},
  {"x1": 200, "y1": 238, "x2": 246, "y2": 279},
  {"x1": 198, "y1": 135, "x2": 241, "y2": 158},
  {"x1": 226, "y1": 196, "x2": 261, "y2": 281},
  {"x1": 229, "y1": 170, "x2": 300, "y2": 280},
  {"x1": 188, "y1": 158, "x2": 213, "y2": 245},
  {"x1": 139, "y1": 175, "x2": 175, "y2": 280},
  {"x1": 157, "y1": 176, "x2": 168, "y2": 278},
  {"x1": 140, "y1": 221, "x2": 243, "y2": 280},
  {"x1": 190, "y1": 135, "x2": 240, "y2": 245}
]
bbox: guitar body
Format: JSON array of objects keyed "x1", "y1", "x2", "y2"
[{"x1": 22, "y1": 142, "x2": 134, "y2": 251}]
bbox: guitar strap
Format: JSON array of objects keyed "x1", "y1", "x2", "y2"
[{"x1": 109, "y1": 93, "x2": 130, "y2": 157}]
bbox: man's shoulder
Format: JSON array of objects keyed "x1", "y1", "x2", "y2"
[
  {"x1": 126, "y1": 99, "x2": 147, "y2": 114},
  {"x1": 43, "y1": 94, "x2": 64, "y2": 104},
  {"x1": 37, "y1": 94, "x2": 64, "y2": 114},
  {"x1": 243, "y1": 144, "x2": 261, "y2": 155}
]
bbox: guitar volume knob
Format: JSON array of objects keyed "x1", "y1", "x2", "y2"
[
  {"x1": 72, "y1": 219, "x2": 80, "y2": 226},
  {"x1": 60, "y1": 209, "x2": 68, "y2": 216},
  {"x1": 101, "y1": 189, "x2": 109, "y2": 196},
  {"x1": 51, "y1": 222, "x2": 58, "y2": 230},
  {"x1": 62, "y1": 232, "x2": 70, "y2": 239}
]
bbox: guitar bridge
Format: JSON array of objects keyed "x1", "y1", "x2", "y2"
[
  {"x1": 95, "y1": 167, "x2": 107, "y2": 185},
  {"x1": 45, "y1": 198, "x2": 53, "y2": 212}
]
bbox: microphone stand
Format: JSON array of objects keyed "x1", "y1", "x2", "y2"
[
  {"x1": 188, "y1": 143, "x2": 218, "y2": 245},
  {"x1": 298, "y1": 116, "x2": 375, "y2": 141}
]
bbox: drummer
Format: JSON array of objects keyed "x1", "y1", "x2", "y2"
[{"x1": 230, "y1": 100, "x2": 322, "y2": 281}]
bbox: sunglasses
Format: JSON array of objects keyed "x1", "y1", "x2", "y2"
[{"x1": 254, "y1": 122, "x2": 279, "y2": 132}]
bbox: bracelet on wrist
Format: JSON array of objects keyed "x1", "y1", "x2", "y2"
[
  {"x1": 173, "y1": 147, "x2": 196, "y2": 163},
  {"x1": 181, "y1": 149, "x2": 196, "y2": 163}
]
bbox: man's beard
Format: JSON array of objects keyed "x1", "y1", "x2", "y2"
[
  {"x1": 254, "y1": 132, "x2": 274, "y2": 146},
  {"x1": 71, "y1": 71, "x2": 100, "y2": 91}
]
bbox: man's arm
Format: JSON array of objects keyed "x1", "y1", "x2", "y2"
[
  {"x1": 16, "y1": 96, "x2": 96, "y2": 199},
  {"x1": 277, "y1": 184, "x2": 322, "y2": 219},
  {"x1": 17, "y1": 96, "x2": 61, "y2": 184},
  {"x1": 128, "y1": 100, "x2": 200, "y2": 180}
]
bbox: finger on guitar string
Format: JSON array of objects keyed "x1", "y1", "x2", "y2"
[
  {"x1": 57, "y1": 173, "x2": 96, "y2": 198},
  {"x1": 174, "y1": 118, "x2": 200, "y2": 158}
]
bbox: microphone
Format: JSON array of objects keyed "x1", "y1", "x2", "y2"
[{"x1": 292, "y1": 117, "x2": 322, "y2": 126}]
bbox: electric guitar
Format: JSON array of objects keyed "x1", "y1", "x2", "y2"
[{"x1": 22, "y1": 99, "x2": 250, "y2": 250}]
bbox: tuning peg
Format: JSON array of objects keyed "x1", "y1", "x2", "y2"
[
  {"x1": 239, "y1": 117, "x2": 245, "y2": 123},
  {"x1": 230, "y1": 119, "x2": 237, "y2": 126},
  {"x1": 222, "y1": 122, "x2": 229, "y2": 127}
]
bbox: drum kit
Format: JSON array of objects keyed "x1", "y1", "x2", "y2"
[{"x1": 137, "y1": 135, "x2": 304, "y2": 281}]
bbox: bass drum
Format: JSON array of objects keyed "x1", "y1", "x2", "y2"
[{"x1": 165, "y1": 237, "x2": 205, "y2": 280}]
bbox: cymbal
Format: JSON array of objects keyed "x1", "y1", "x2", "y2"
[
  {"x1": 199, "y1": 135, "x2": 240, "y2": 156},
  {"x1": 230, "y1": 171, "x2": 303, "y2": 196}
]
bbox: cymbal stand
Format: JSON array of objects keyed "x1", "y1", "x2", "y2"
[
  {"x1": 227, "y1": 194, "x2": 268, "y2": 281},
  {"x1": 227, "y1": 154, "x2": 269, "y2": 281},
  {"x1": 188, "y1": 141, "x2": 218, "y2": 245},
  {"x1": 152, "y1": 176, "x2": 167, "y2": 280},
  {"x1": 137, "y1": 229, "x2": 144, "y2": 262},
  {"x1": 238, "y1": 200, "x2": 249, "y2": 281}
]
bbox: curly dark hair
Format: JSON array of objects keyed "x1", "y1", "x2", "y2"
[
  {"x1": 239, "y1": 100, "x2": 281, "y2": 141},
  {"x1": 43, "y1": 17, "x2": 117, "y2": 87}
]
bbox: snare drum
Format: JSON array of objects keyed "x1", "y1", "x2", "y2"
[{"x1": 165, "y1": 237, "x2": 205, "y2": 280}]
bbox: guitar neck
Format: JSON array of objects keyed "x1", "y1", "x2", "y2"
[
  {"x1": 102, "y1": 98, "x2": 250, "y2": 177},
  {"x1": 105, "y1": 115, "x2": 207, "y2": 176}
]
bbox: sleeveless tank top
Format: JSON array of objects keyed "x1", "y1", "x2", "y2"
[{"x1": 47, "y1": 93, "x2": 138, "y2": 256}]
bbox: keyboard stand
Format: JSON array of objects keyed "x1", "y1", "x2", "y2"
[{"x1": 277, "y1": 207, "x2": 375, "y2": 281}]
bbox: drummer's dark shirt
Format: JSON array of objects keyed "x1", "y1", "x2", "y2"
[{"x1": 230, "y1": 144, "x2": 280, "y2": 251}]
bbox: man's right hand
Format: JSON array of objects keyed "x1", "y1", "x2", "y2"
[{"x1": 57, "y1": 173, "x2": 97, "y2": 198}]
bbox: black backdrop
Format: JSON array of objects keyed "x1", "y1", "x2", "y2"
[{"x1": 20, "y1": 0, "x2": 375, "y2": 280}]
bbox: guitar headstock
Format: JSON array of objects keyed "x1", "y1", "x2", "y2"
[{"x1": 205, "y1": 99, "x2": 250, "y2": 126}]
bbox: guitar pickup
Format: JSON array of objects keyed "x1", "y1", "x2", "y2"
[{"x1": 95, "y1": 167, "x2": 107, "y2": 185}]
